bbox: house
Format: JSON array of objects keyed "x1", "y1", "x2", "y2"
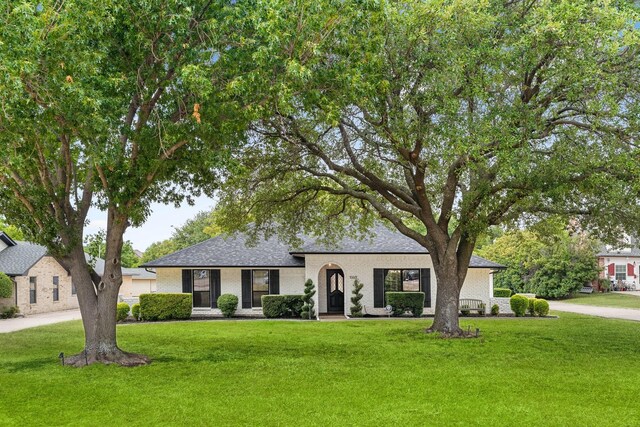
[
  {"x1": 142, "y1": 224, "x2": 504, "y2": 318},
  {"x1": 0, "y1": 231, "x2": 156, "y2": 315},
  {"x1": 597, "y1": 241, "x2": 640, "y2": 290},
  {"x1": 0, "y1": 232, "x2": 79, "y2": 315}
]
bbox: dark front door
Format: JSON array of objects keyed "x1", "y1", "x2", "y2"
[{"x1": 326, "y1": 269, "x2": 345, "y2": 313}]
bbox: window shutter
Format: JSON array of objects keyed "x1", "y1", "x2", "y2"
[
  {"x1": 241, "y1": 270, "x2": 251, "y2": 308},
  {"x1": 269, "y1": 270, "x2": 280, "y2": 294},
  {"x1": 181, "y1": 270, "x2": 193, "y2": 294},
  {"x1": 607, "y1": 263, "x2": 615, "y2": 276},
  {"x1": 420, "y1": 268, "x2": 431, "y2": 308},
  {"x1": 627, "y1": 263, "x2": 635, "y2": 277},
  {"x1": 373, "y1": 269, "x2": 385, "y2": 308},
  {"x1": 210, "y1": 269, "x2": 221, "y2": 308}
]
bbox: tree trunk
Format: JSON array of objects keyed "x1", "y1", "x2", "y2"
[
  {"x1": 424, "y1": 236, "x2": 475, "y2": 337},
  {"x1": 427, "y1": 264, "x2": 464, "y2": 336},
  {"x1": 65, "y1": 209, "x2": 150, "y2": 367}
]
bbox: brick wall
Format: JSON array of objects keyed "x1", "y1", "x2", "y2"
[{"x1": 15, "y1": 256, "x2": 78, "y2": 315}]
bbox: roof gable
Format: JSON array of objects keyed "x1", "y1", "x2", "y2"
[{"x1": 0, "y1": 240, "x2": 48, "y2": 276}]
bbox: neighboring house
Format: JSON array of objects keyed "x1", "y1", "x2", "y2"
[
  {"x1": 0, "y1": 232, "x2": 78, "y2": 315},
  {"x1": 0, "y1": 231, "x2": 156, "y2": 315},
  {"x1": 597, "y1": 241, "x2": 640, "y2": 289},
  {"x1": 142, "y1": 224, "x2": 504, "y2": 318},
  {"x1": 87, "y1": 257, "x2": 157, "y2": 298}
]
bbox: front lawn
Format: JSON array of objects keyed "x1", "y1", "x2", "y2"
[
  {"x1": 562, "y1": 292, "x2": 640, "y2": 309},
  {"x1": 1, "y1": 315, "x2": 638, "y2": 426}
]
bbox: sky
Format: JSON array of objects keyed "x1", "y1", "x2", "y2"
[{"x1": 85, "y1": 195, "x2": 216, "y2": 252}]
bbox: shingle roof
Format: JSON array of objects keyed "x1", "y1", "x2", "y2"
[
  {"x1": 142, "y1": 224, "x2": 504, "y2": 269},
  {"x1": 597, "y1": 247, "x2": 640, "y2": 257},
  {"x1": 0, "y1": 241, "x2": 48, "y2": 276}
]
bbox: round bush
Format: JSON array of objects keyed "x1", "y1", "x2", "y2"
[
  {"x1": 528, "y1": 298, "x2": 536, "y2": 316},
  {"x1": 217, "y1": 294, "x2": 239, "y2": 318},
  {"x1": 131, "y1": 303, "x2": 141, "y2": 321},
  {"x1": 116, "y1": 302, "x2": 130, "y2": 322},
  {"x1": 0, "y1": 272, "x2": 13, "y2": 299},
  {"x1": 510, "y1": 295, "x2": 529, "y2": 317},
  {"x1": 534, "y1": 298, "x2": 550, "y2": 317},
  {"x1": 491, "y1": 304, "x2": 500, "y2": 316}
]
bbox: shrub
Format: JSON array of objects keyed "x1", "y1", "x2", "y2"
[
  {"x1": 300, "y1": 279, "x2": 316, "y2": 319},
  {"x1": 139, "y1": 293, "x2": 192, "y2": 321},
  {"x1": 534, "y1": 298, "x2": 550, "y2": 317},
  {"x1": 478, "y1": 302, "x2": 486, "y2": 315},
  {"x1": 217, "y1": 294, "x2": 239, "y2": 318},
  {"x1": 510, "y1": 294, "x2": 529, "y2": 317},
  {"x1": 116, "y1": 302, "x2": 130, "y2": 322},
  {"x1": 493, "y1": 288, "x2": 512, "y2": 298},
  {"x1": 528, "y1": 298, "x2": 536, "y2": 316},
  {"x1": 0, "y1": 272, "x2": 13, "y2": 299},
  {"x1": 131, "y1": 303, "x2": 141, "y2": 321},
  {"x1": 350, "y1": 278, "x2": 364, "y2": 317},
  {"x1": 0, "y1": 306, "x2": 19, "y2": 319},
  {"x1": 491, "y1": 304, "x2": 500, "y2": 316},
  {"x1": 262, "y1": 295, "x2": 304, "y2": 318},
  {"x1": 385, "y1": 292, "x2": 424, "y2": 317}
]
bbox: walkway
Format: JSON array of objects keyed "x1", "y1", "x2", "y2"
[
  {"x1": 549, "y1": 301, "x2": 640, "y2": 322},
  {"x1": 0, "y1": 309, "x2": 82, "y2": 333}
]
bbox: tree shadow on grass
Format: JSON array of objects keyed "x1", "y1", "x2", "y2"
[{"x1": 0, "y1": 357, "x2": 56, "y2": 373}]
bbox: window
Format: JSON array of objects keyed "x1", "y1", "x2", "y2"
[
  {"x1": 615, "y1": 264, "x2": 626, "y2": 282},
  {"x1": 252, "y1": 270, "x2": 269, "y2": 307},
  {"x1": 53, "y1": 276, "x2": 59, "y2": 302},
  {"x1": 384, "y1": 269, "x2": 421, "y2": 292},
  {"x1": 192, "y1": 270, "x2": 210, "y2": 308},
  {"x1": 29, "y1": 277, "x2": 37, "y2": 304}
]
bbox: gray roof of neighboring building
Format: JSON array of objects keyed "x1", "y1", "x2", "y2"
[
  {"x1": 597, "y1": 247, "x2": 640, "y2": 257},
  {"x1": 142, "y1": 225, "x2": 504, "y2": 269},
  {"x1": 0, "y1": 240, "x2": 48, "y2": 276}
]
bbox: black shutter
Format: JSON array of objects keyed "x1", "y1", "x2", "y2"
[
  {"x1": 269, "y1": 270, "x2": 280, "y2": 295},
  {"x1": 420, "y1": 268, "x2": 431, "y2": 307},
  {"x1": 241, "y1": 270, "x2": 252, "y2": 308},
  {"x1": 210, "y1": 269, "x2": 221, "y2": 308},
  {"x1": 182, "y1": 269, "x2": 193, "y2": 294},
  {"x1": 373, "y1": 269, "x2": 385, "y2": 308}
]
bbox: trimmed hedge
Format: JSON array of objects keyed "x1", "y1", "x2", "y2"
[
  {"x1": 0, "y1": 272, "x2": 13, "y2": 299},
  {"x1": 386, "y1": 292, "x2": 425, "y2": 317},
  {"x1": 493, "y1": 288, "x2": 512, "y2": 298},
  {"x1": 262, "y1": 295, "x2": 304, "y2": 318},
  {"x1": 534, "y1": 298, "x2": 550, "y2": 316},
  {"x1": 116, "y1": 303, "x2": 130, "y2": 322},
  {"x1": 131, "y1": 303, "x2": 141, "y2": 321},
  {"x1": 510, "y1": 294, "x2": 529, "y2": 317},
  {"x1": 217, "y1": 294, "x2": 239, "y2": 318},
  {"x1": 139, "y1": 293, "x2": 192, "y2": 321},
  {"x1": 528, "y1": 298, "x2": 536, "y2": 316}
]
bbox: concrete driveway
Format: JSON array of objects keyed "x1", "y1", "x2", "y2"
[
  {"x1": 0, "y1": 309, "x2": 82, "y2": 333},
  {"x1": 549, "y1": 301, "x2": 640, "y2": 322}
]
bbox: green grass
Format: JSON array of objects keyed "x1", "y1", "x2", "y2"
[
  {"x1": 562, "y1": 292, "x2": 640, "y2": 309},
  {"x1": 1, "y1": 315, "x2": 639, "y2": 426}
]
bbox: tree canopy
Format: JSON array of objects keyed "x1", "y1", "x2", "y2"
[
  {"x1": 84, "y1": 230, "x2": 140, "y2": 268},
  {"x1": 216, "y1": 0, "x2": 640, "y2": 334}
]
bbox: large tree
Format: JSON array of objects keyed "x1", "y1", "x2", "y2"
[
  {"x1": 217, "y1": 0, "x2": 640, "y2": 335},
  {"x1": 0, "y1": 0, "x2": 249, "y2": 364}
]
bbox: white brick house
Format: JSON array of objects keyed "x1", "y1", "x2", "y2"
[{"x1": 143, "y1": 225, "x2": 504, "y2": 318}]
